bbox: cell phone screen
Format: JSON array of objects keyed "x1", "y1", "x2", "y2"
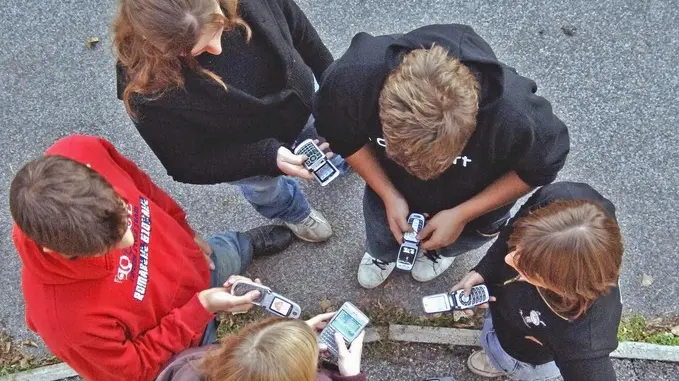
[
  {"x1": 314, "y1": 162, "x2": 336, "y2": 182},
  {"x1": 270, "y1": 297, "x2": 292, "y2": 316},
  {"x1": 331, "y1": 310, "x2": 363, "y2": 341},
  {"x1": 423, "y1": 294, "x2": 450, "y2": 313}
]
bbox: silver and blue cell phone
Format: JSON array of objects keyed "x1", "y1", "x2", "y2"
[
  {"x1": 422, "y1": 285, "x2": 490, "y2": 313},
  {"x1": 396, "y1": 213, "x2": 425, "y2": 271},
  {"x1": 231, "y1": 280, "x2": 301, "y2": 319},
  {"x1": 293, "y1": 139, "x2": 340, "y2": 186}
]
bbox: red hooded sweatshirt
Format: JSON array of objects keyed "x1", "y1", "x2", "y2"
[{"x1": 13, "y1": 135, "x2": 213, "y2": 381}]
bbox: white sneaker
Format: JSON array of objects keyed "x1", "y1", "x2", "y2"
[
  {"x1": 411, "y1": 251, "x2": 456, "y2": 282},
  {"x1": 284, "y1": 208, "x2": 333, "y2": 242},
  {"x1": 357, "y1": 252, "x2": 395, "y2": 289}
]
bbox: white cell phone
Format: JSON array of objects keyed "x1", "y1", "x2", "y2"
[
  {"x1": 396, "y1": 213, "x2": 425, "y2": 271},
  {"x1": 422, "y1": 285, "x2": 490, "y2": 313},
  {"x1": 231, "y1": 280, "x2": 302, "y2": 319},
  {"x1": 293, "y1": 139, "x2": 340, "y2": 186},
  {"x1": 318, "y1": 302, "x2": 370, "y2": 358}
]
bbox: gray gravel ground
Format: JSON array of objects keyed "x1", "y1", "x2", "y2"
[{"x1": 1, "y1": 0, "x2": 678, "y2": 378}]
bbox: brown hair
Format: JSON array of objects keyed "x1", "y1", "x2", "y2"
[
  {"x1": 200, "y1": 317, "x2": 318, "y2": 381},
  {"x1": 379, "y1": 45, "x2": 480, "y2": 180},
  {"x1": 508, "y1": 200, "x2": 624, "y2": 319},
  {"x1": 9, "y1": 155, "x2": 128, "y2": 256},
  {"x1": 112, "y1": 0, "x2": 251, "y2": 117}
]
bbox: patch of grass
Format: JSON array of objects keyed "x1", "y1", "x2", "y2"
[
  {"x1": 357, "y1": 298, "x2": 484, "y2": 329},
  {"x1": 0, "y1": 332, "x2": 60, "y2": 376},
  {"x1": 617, "y1": 315, "x2": 679, "y2": 346}
]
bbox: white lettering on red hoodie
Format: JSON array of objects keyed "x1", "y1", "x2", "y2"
[{"x1": 12, "y1": 135, "x2": 213, "y2": 381}]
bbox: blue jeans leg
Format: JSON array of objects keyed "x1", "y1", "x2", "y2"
[
  {"x1": 199, "y1": 231, "x2": 254, "y2": 346},
  {"x1": 480, "y1": 312, "x2": 561, "y2": 381},
  {"x1": 232, "y1": 175, "x2": 311, "y2": 224}
]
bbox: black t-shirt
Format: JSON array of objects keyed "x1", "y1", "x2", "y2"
[
  {"x1": 473, "y1": 182, "x2": 621, "y2": 381},
  {"x1": 313, "y1": 24, "x2": 570, "y2": 230}
]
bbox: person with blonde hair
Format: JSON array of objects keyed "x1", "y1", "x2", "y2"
[
  {"x1": 313, "y1": 24, "x2": 570, "y2": 288},
  {"x1": 113, "y1": 0, "x2": 345, "y2": 244},
  {"x1": 443, "y1": 182, "x2": 623, "y2": 380},
  {"x1": 155, "y1": 313, "x2": 367, "y2": 381}
]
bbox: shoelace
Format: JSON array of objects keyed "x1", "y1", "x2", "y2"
[
  {"x1": 424, "y1": 250, "x2": 441, "y2": 264},
  {"x1": 371, "y1": 258, "x2": 390, "y2": 270}
]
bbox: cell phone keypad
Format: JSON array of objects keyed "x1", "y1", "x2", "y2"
[
  {"x1": 457, "y1": 287, "x2": 488, "y2": 308},
  {"x1": 297, "y1": 143, "x2": 324, "y2": 167},
  {"x1": 232, "y1": 283, "x2": 266, "y2": 304},
  {"x1": 319, "y1": 327, "x2": 341, "y2": 357}
]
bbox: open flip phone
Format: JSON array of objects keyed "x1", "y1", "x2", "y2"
[
  {"x1": 293, "y1": 139, "x2": 340, "y2": 186},
  {"x1": 396, "y1": 213, "x2": 426, "y2": 271},
  {"x1": 422, "y1": 285, "x2": 490, "y2": 313},
  {"x1": 318, "y1": 302, "x2": 370, "y2": 359},
  {"x1": 231, "y1": 280, "x2": 301, "y2": 319}
]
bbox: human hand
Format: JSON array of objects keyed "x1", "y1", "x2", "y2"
[
  {"x1": 277, "y1": 146, "x2": 313, "y2": 179},
  {"x1": 384, "y1": 192, "x2": 410, "y2": 244},
  {"x1": 197, "y1": 287, "x2": 260, "y2": 314},
  {"x1": 450, "y1": 271, "x2": 495, "y2": 316},
  {"x1": 336, "y1": 331, "x2": 364, "y2": 377},
  {"x1": 418, "y1": 207, "x2": 468, "y2": 250},
  {"x1": 277, "y1": 140, "x2": 331, "y2": 180},
  {"x1": 306, "y1": 311, "x2": 336, "y2": 333},
  {"x1": 194, "y1": 235, "x2": 214, "y2": 270}
]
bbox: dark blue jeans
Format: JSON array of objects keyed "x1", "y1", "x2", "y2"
[{"x1": 199, "y1": 231, "x2": 253, "y2": 346}]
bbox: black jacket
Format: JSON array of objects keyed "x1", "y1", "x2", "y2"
[
  {"x1": 474, "y1": 182, "x2": 621, "y2": 381},
  {"x1": 313, "y1": 24, "x2": 569, "y2": 230},
  {"x1": 116, "y1": 0, "x2": 333, "y2": 184}
]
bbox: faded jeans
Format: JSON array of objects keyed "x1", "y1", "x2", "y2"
[{"x1": 480, "y1": 312, "x2": 562, "y2": 380}]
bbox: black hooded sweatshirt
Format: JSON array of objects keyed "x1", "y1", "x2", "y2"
[
  {"x1": 474, "y1": 182, "x2": 621, "y2": 381},
  {"x1": 313, "y1": 24, "x2": 570, "y2": 231}
]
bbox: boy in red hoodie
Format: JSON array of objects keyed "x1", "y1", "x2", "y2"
[{"x1": 9, "y1": 135, "x2": 294, "y2": 381}]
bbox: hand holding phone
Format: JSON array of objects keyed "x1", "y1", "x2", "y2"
[
  {"x1": 318, "y1": 302, "x2": 370, "y2": 359},
  {"x1": 231, "y1": 280, "x2": 302, "y2": 318},
  {"x1": 293, "y1": 139, "x2": 339, "y2": 186},
  {"x1": 422, "y1": 285, "x2": 490, "y2": 314},
  {"x1": 396, "y1": 213, "x2": 425, "y2": 271}
]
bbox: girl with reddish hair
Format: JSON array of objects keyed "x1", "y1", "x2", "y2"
[
  {"x1": 446, "y1": 182, "x2": 623, "y2": 381},
  {"x1": 113, "y1": 0, "x2": 344, "y2": 244}
]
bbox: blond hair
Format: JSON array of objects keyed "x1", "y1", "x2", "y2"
[
  {"x1": 201, "y1": 318, "x2": 318, "y2": 381},
  {"x1": 379, "y1": 45, "x2": 479, "y2": 180},
  {"x1": 112, "y1": 0, "x2": 251, "y2": 118},
  {"x1": 509, "y1": 200, "x2": 624, "y2": 319}
]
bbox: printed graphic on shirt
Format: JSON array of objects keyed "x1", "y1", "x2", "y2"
[
  {"x1": 520, "y1": 309, "x2": 546, "y2": 327},
  {"x1": 113, "y1": 197, "x2": 152, "y2": 302},
  {"x1": 372, "y1": 136, "x2": 473, "y2": 167}
]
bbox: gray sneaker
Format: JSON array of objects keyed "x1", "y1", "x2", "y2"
[
  {"x1": 284, "y1": 208, "x2": 333, "y2": 242},
  {"x1": 357, "y1": 252, "x2": 395, "y2": 289}
]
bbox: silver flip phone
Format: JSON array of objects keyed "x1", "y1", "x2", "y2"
[
  {"x1": 293, "y1": 139, "x2": 340, "y2": 186},
  {"x1": 231, "y1": 280, "x2": 302, "y2": 319},
  {"x1": 422, "y1": 285, "x2": 490, "y2": 313},
  {"x1": 396, "y1": 213, "x2": 425, "y2": 271}
]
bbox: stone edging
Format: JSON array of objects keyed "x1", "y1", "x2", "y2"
[{"x1": 2, "y1": 325, "x2": 678, "y2": 380}]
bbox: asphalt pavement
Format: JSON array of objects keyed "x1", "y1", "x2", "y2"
[{"x1": 1, "y1": 0, "x2": 678, "y2": 377}]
